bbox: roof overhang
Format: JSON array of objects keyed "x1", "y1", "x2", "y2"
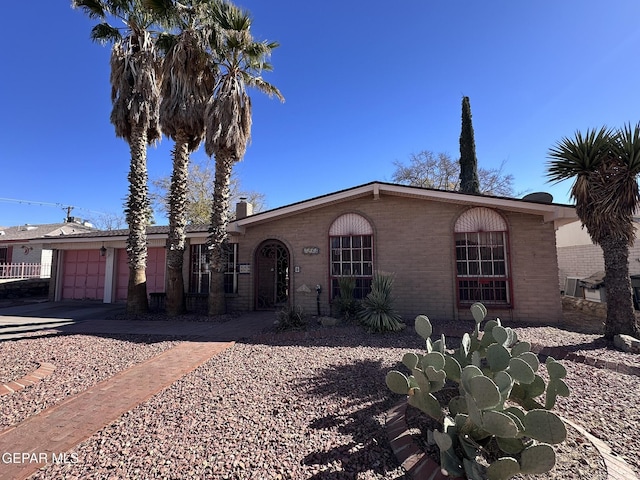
[
  {"x1": 31, "y1": 227, "x2": 210, "y2": 248},
  {"x1": 229, "y1": 181, "x2": 577, "y2": 234},
  {"x1": 26, "y1": 182, "x2": 578, "y2": 246}
]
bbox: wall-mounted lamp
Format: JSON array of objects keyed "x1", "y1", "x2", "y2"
[{"x1": 100, "y1": 245, "x2": 107, "y2": 257}]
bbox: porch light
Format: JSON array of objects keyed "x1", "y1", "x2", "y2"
[{"x1": 100, "y1": 245, "x2": 107, "y2": 257}]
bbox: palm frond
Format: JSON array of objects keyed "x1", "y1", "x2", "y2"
[
  {"x1": 616, "y1": 122, "x2": 640, "y2": 175},
  {"x1": 159, "y1": 27, "x2": 213, "y2": 149},
  {"x1": 246, "y1": 76, "x2": 284, "y2": 101},
  {"x1": 72, "y1": 0, "x2": 107, "y2": 19},
  {"x1": 546, "y1": 126, "x2": 614, "y2": 183},
  {"x1": 547, "y1": 124, "x2": 640, "y2": 245},
  {"x1": 142, "y1": 0, "x2": 175, "y2": 20},
  {"x1": 90, "y1": 22, "x2": 122, "y2": 44}
]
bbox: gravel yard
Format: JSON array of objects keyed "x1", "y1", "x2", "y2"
[
  {"x1": 1, "y1": 316, "x2": 638, "y2": 479},
  {"x1": 0, "y1": 333, "x2": 181, "y2": 430}
]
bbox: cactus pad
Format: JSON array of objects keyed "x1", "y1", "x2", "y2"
[
  {"x1": 486, "y1": 457, "x2": 520, "y2": 480},
  {"x1": 386, "y1": 302, "x2": 569, "y2": 480},
  {"x1": 385, "y1": 370, "x2": 410, "y2": 395},
  {"x1": 487, "y1": 343, "x2": 511, "y2": 372},
  {"x1": 414, "y1": 315, "x2": 432, "y2": 339},
  {"x1": 519, "y1": 443, "x2": 556, "y2": 474},
  {"x1": 523, "y1": 409, "x2": 567, "y2": 444},
  {"x1": 470, "y1": 302, "x2": 487, "y2": 323}
]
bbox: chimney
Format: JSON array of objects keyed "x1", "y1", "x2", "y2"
[{"x1": 235, "y1": 197, "x2": 253, "y2": 220}]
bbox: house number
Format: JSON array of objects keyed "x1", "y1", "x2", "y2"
[{"x1": 303, "y1": 247, "x2": 320, "y2": 255}]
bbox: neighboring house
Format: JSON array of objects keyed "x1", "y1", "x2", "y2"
[
  {"x1": 556, "y1": 219, "x2": 640, "y2": 302},
  {"x1": 33, "y1": 182, "x2": 577, "y2": 324},
  {"x1": 0, "y1": 219, "x2": 95, "y2": 280}
]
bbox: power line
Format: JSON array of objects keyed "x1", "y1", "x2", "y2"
[{"x1": 0, "y1": 197, "x2": 109, "y2": 217}]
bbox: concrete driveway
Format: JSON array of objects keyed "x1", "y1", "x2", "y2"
[
  {"x1": 0, "y1": 301, "x2": 126, "y2": 340},
  {"x1": 0, "y1": 300, "x2": 272, "y2": 341}
]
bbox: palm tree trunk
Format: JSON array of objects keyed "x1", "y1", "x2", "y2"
[
  {"x1": 600, "y1": 236, "x2": 639, "y2": 339},
  {"x1": 165, "y1": 135, "x2": 190, "y2": 315},
  {"x1": 126, "y1": 125, "x2": 150, "y2": 314},
  {"x1": 207, "y1": 153, "x2": 234, "y2": 316}
]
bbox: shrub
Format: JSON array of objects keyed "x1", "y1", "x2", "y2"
[
  {"x1": 385, "y1": 302, "x2": 570, "y2": 480},
  {"x1": 275, "y1": 305, "x2": 306, "y2": 331},
  {"x1": 332, "y1": 276, "x2": 360, "y2": 321},
  {"x1": 357, "y1": 272, "x2": 405, "y2": 332}
]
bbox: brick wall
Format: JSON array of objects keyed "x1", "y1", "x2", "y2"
[
  {"x1": 557, "y1": 244, "x2": 605, "y2": 291},
  {"x1": 505, "y1": 212, "x2": 563, "y2": 325},
  {"x1": 228, "y1": 193, "x2": 563, "y2": 325},
  {"x1": 557, "y1": 240, "x2": 640, "y2": 293}
]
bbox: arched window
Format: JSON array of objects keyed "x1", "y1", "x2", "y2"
[
  {"x1": 454, "y1": 208, "x2": 510, "y2": 306},
  {"x1": 329, "y1": 213, "x2": 374, "y2": 299}
]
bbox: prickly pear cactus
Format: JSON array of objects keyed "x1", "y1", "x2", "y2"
[{"x1": 385, "y1": 303, "x2": 570, "y2": 480}]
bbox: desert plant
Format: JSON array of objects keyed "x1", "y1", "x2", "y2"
[
  {"x1": 332, "y1": 276, "x2": 360, "y2": 321},
  {"x1": 357, "y1": 272, "x2": 405, "y2": 332},
  {"x1": 275, "y1": 305, "x2": 306, "y2": 332},
  {"x1": 386, "y1": 303, "x2": 570, "y2": 480}
]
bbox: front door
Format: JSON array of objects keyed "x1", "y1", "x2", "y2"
[{"x1": 255, "y1": 240, "x2": 289, "y2": 310}]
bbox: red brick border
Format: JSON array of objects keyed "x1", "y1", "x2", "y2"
[
  {"x1": 386, "y1": 400, "x2": 462, "y2": 480},
  {"x1": 529, "y1": 343, "x2": 640, "y2": 377},
  {"x1": 0, "y1": 362, "x2": 55, "y2": 396},
  {"x1": 386, "y1": 399, "x2": 638, "y2": 480}
]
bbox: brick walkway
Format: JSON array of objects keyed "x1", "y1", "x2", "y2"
[{"x1": 0, "y1": 340, "x2": 233, "y2": 480}]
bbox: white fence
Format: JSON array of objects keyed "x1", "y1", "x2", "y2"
[{"x1": 0, "y1": 263, "x2": 51, "y2": 280}]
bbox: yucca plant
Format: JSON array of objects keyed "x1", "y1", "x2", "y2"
[
  {"x1": 275, "y1": 305, "x2": 306, "y2": 332},
  {"x1": 332, "y1": 276, "x2": 360, "y2": 321},
  {"x1": 357, "y1": 272, "x2": 405, "y2": 332}
]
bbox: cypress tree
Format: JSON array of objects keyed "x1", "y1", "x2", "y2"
[{"x1": 459, "y1": 96, "x2": 480, "y2": 194}]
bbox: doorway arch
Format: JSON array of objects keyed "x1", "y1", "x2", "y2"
[{"x1": 255, "y1": 240, "x2": 290, "y2": 310}]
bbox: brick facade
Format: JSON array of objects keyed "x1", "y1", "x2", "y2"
[
  {"x1": 35, "y1": 183, "x2": 571, "y2": 326},
  {"x1": 227, "y1": 193, "x2": 563, "y2": 325},
  {"x1": 557, "y1": 241, "x2": 640, "y2": 291}
]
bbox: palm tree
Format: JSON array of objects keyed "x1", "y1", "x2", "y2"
[
  {"x1": 73, "y1": 0, "x2": 162, "y2": 314},
  {"x1": 547, "y1": 124, "x2": 640, "y2": 339},
  {"x1": 204, "y1": 2, "x2": 284, "y2": 315},
  {"x1": 148, "y1": 0, "x2": 216, "y2": 315}
]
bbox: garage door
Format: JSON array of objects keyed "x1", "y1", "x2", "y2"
[
  {"x1": 115, "y1": 247, "x2": 166, "y2": 301},
  {"x1": 62, "y1": 250, "x2": 106, "y2": 300}
]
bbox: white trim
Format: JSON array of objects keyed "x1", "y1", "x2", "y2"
[
  {"x1": 103, "y1": 247, "x2": 116, "y2": 304},
  {"x1": 329, "y1": 213, "x2": 374, "y2": 236},
  {"x1": 231, "y1": 182, "x2": 577, "y2": 231}
]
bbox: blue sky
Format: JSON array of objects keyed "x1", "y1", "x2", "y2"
[{"x1": 2, "y1": 1, "x2": 640, "y2": 227}]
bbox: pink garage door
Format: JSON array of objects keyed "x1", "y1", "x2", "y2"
[
  {"x1": 62, "y1": 250, "x2": 106, "y2": 300},
  {"x1": 115, "y1": 247, "x2": 166, "y2": 301}
]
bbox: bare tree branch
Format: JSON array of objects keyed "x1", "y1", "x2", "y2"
[
  {"x1": 392, "y1": 151, "x2": 516, "y2": 197},
  {"x1": 150, "y1": 158, "x2": 265, "y2": 224}
]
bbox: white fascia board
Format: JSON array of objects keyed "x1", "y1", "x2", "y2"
[
  {"x1": 229, "y1": 182, "x2": 577, "y2": 232},
  {"x1": 230, "y1": 184, "x2": 375, "y2": 231},
  {"x1": 377, "y1": 184, "x2": 578, "y2": 223}
]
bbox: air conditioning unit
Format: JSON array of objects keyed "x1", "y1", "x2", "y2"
[{"x1": 563, "y1": 277, "x2": 582, "y2": 297}]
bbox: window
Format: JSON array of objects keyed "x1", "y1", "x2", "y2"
[
  {"x1": 190, "y1": 244, "x2": 209, "y2": 294},
  {"x1": 189, "y1": 243, "x2": 238, "y2": 295},
  {"x1": 454, "y1": 208, "x2": 510, "y2": 306},
  {"x1": 223, "y1": 243, "x2": 238, "y2": 295},
  {"x1": 329, "y1": 213, "x2": 373, "y2": 299}
]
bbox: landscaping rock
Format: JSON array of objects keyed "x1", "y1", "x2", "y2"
[
  {"x1": 320, "y1": 316, "x2": 340, "y2": 327},
  {"x1": 614, "y1": 334, "x2": 640, "y2": 354}
]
